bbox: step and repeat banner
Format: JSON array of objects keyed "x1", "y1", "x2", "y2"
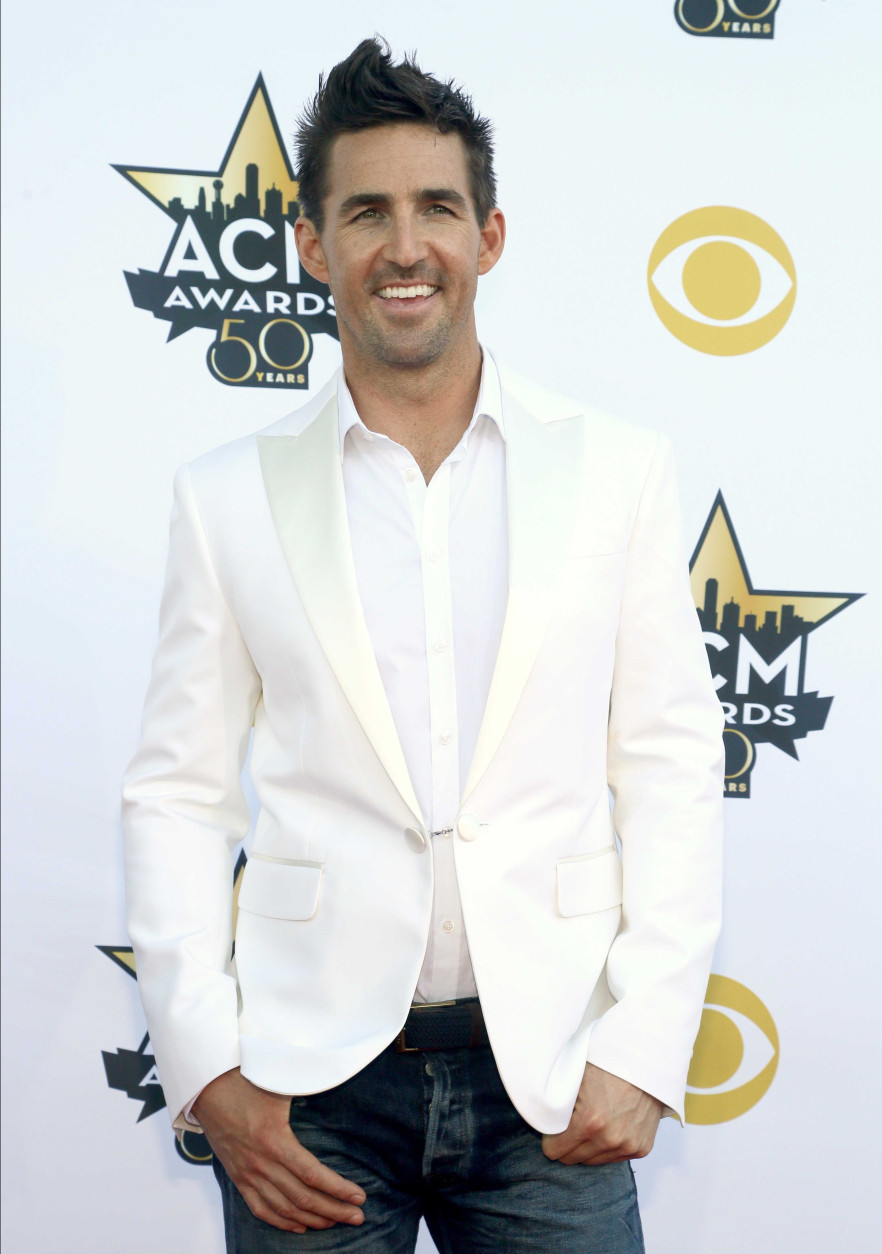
[{"x1": 2, "y1": 2, "x2": 879, "y2": 1251}]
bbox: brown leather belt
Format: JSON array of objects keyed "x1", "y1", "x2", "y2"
[{"x1": 394, "y1": 997, "x2": 489, "y2": 1053}]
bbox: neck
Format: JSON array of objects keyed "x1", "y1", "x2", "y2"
[{"x1": 341, "y1": 327, "x2": 483, "y2": 483}]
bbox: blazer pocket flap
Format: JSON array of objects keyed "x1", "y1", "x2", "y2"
[
  {"x1": 237, "y1": 858, "x2": 323, "y2": 921},
  {"x1": 556, "y1": 848, "x2": 623, "y2": 917}
]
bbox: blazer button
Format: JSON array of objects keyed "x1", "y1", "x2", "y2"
[
  {"x1": 405, "y1": 826, "x2": 427, "y2": 852},
  {"x1": 457, "y1": 813, "x2": 481, "y2": 842}
]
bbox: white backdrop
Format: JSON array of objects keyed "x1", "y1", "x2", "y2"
[{"x1": 2, "y1": 2, "x2": 880, "y2": 1250}]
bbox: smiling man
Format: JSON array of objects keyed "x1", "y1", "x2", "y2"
[{"x1": 123, "y1": 38, "x2": 724, "y2": 1253}]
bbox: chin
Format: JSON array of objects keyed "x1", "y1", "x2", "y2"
[
  {"x1": 383, "y1": 348, "x2": 445, "y2": 370},
  {"x1": 363, "y1": 320, "x2": 457, "y2": 370}
]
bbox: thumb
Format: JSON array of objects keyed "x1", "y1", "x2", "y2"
[{"x1": 540, "y1": 1130, "x2": 571, "y2": 1160}]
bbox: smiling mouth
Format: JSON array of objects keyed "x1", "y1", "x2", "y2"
[{"x1": 375, "y1": 284, "x2": 440, "y2": 300}]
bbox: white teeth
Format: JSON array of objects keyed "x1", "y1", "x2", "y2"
[{"x1": 377, "y1": 284, "x2": 438, "y2": 299}]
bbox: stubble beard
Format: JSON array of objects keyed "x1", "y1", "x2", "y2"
[
  {"x1": 338, "y1": 271, "x2": 477, "y2": 373},
  {"x1": 357, "y1": 314, "x2": 455, "y2": 370}
]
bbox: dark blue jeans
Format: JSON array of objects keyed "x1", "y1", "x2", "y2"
[{"x1": 213, "y1": 1042, "x2": 644, "y2": 1253}]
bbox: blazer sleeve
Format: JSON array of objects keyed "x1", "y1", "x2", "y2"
[
  {"x1": 122, "y1": 462, "x2": 262, "y2": 1130},
  {"x1": 586, "y1": 432, "x2": 724, "y2": 1123}
]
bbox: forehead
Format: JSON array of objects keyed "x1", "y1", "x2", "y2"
[{"x1": 325, "y1": 124, "x2": 471, "y2": 201}]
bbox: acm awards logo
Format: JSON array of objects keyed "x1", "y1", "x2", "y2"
[
  {"x1": 690, "y1": 495, "x2": 861, "y2": 798},
  {"x1": 114, "y1": 77, "x2": 338, "y2": 390},
  {"x1": 675, "y1": 0, "x2": 780, "y2": 39},
  {"x1": 98, "y1": 852, "x2": 247, "y2": 1165},
  {"x1": 648, "y1": 207, "x2": 796, "y2": 356}
]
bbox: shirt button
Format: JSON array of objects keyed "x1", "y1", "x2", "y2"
[
  {"x1": 363, "y1": 431, "x2": 374, "y2": 442},
  {"x1": 427, "y1": 549, "x2": 439, "y2": 564},
  {"x1": 405, "y1": 468, "x2": 417, "y2": 483},
  {"x1": 439, "y1": 732, "x2": 451, "y2": 745},
  {"x1": 442, "y1": 919, "x2": 455, "y2": 933},
  {"x1": 434, "y1": 640, "x2": 447, "y2": 653}
]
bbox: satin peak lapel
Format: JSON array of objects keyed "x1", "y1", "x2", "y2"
[
  {"x1": 258, "y1": 400, "x2": 423, "y2": 825},
  {"x1": 462, "y1": 391, "x2": 585, "y2": 804}
]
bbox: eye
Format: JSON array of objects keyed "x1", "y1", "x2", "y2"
[
  {"x1": 426, "y1": 204, "x2": 453, "y2": 215},
  {"x1": 354, "y1": 207, "x2": 382, "y2": 221},
  {"x1": 648, "y1": 206, "x2": 796, "y2": 355},
  {"x1": 685, "y1": 974, "x2": 779, "y2": 1124}
]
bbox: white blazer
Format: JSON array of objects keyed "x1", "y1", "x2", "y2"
[{"x1": 122, "y1": 357, "x2": 724, "y2": 1134}]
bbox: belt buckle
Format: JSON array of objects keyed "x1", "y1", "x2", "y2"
[
  {"x1": 395, "y1": 1000, "x2": 458, "y2": 1053},
  {"x1": 394, "y1": 1028, "x2": 419, "y2": 1054}
]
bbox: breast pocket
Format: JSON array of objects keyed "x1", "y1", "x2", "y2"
[
  {"x1": 562, "y1": 549, "x2": 627, "y2": 589},
  {"x1": 556, "y1": 846, "x2": 623, "y2": 918},
  {"x1": 564, "y1": 549, "x2": 626, "y2": 571},
  {"x1": 237, "y1": 856, "x2": 324, "y2": 921}
]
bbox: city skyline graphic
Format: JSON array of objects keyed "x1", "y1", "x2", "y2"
[
  {"x1": 690, "y1": 493, "x2": 856, "y2": 635},
  {"x1": 115, "y1": 75, "x2": 299, "y2": 223},
  {"x1": 157, "y1": 160, "x2": 300, "y2": 230}
]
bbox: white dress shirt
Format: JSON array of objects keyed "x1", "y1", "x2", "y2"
[{"x1": 338, "y1": 351, "x2": 508, "y2": 1003}]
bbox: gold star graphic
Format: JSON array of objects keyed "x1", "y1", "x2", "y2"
[
  {"x1": 97, "y1": 946, "x2": 137, "y2": 978},
  {"x1": 113, "y1": 75, "x2": 298, "y2": 221},
  {"x1": 690, "y1": 493, "x2": 861, "y2": 632}
]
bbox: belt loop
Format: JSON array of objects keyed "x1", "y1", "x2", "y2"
[{"x1": 469, "y1": 1002, "x2": 484, "y2": 1048}]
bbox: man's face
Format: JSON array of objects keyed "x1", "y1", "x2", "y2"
[{"x1": 296, "y1": 124, "x2": 505, "y2": 370}]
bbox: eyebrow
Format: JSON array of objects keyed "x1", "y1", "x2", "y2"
[{"x1": 337, "y1": 187, "x2": 470, "y2": 217}]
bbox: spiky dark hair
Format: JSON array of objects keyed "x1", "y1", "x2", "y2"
[{"x1": 294, "y1": 37, "x2": 497, "y2": 230}]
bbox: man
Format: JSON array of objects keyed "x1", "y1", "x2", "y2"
[{"x1": 123, "y1": 37, "x2": 724, "y2": 1253}]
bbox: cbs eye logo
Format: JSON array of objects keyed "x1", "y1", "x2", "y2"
[
  {"x1": 648, "y1": 206, "x2": 796, "y2": 355},
  {"x1": 685, "y1": 974, "x2": 779, "y2": 1124}
]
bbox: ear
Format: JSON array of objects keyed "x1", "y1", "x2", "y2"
[
  {"x1": 294, "y1": 217, "x2": 330, "y2": 285},
  {"x1": 477, "y1": 207, "x2": 506, "y2": 276}
]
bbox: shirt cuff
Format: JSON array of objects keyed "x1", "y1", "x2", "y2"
[{"x1": 182, "y1": 1091, "x2": 204, "y2": 1128}]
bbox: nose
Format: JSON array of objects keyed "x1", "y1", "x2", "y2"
[{"x1": 383, "y1": 211, "x2": 427, "y2": 270}]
